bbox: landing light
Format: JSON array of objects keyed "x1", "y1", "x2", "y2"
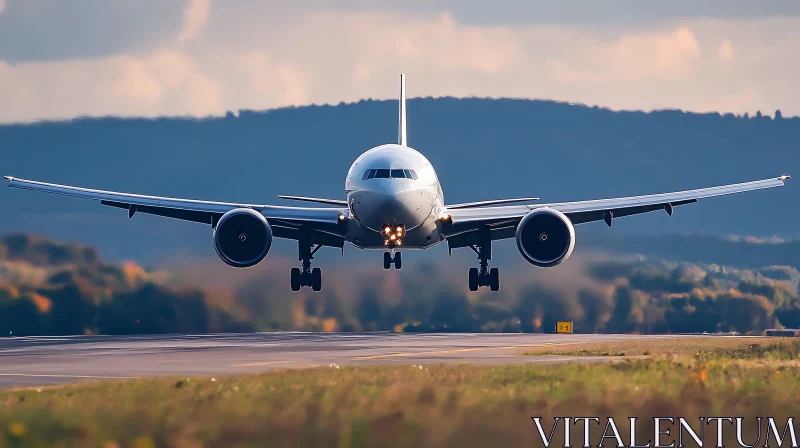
[
  {"x1": 390, "y1": 234, "x2": 396, "y2": 240},
  {"x1": 440, "y1": 213, "x2": 451, "y2": 221}
]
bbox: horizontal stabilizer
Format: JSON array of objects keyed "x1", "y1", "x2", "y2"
[
  {"x1": 445, "y1": 197, "x2": 540, "y2": 209},
  {"x1": 277, "y1": 195, "x2": 348, "y2": 206}
]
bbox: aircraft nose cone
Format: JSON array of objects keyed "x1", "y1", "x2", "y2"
[
  {"x1": 350, "y1": 179, "x2": 421, "y2": 232},
  {"x1": 374, "y1": 179, "x2": 406, "y2": 202}
]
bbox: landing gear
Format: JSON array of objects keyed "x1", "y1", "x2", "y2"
[
  {"x1": 384, "y1": 251, "x2": 402, "y2": 269},
  {"x1": 291, "y1": 236, "x2": 322, "y2": 291},
  {"x1": 467, "y1": 227, "x2": 500, "y2": 291}
]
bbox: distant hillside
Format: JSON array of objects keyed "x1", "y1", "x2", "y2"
[
  {"x1": 1, "y1": 98, "x2": 797, "y2": 262},
  {"x1": 581, "y1": 233, "x2": 800, "y2": 268}
]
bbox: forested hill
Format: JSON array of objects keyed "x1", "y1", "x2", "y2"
[{"x1": 1, "y1": 98, "x2": 797, "y2": 262}]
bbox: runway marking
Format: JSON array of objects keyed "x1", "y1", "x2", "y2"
[
  {"x1": 232, "y1": 360, "x2": 294, "y2": 367},
  {"x1": 0, "y1": 373, "x2": 137, "y2": 379},
  {"x1": 351, "y1": 342, "x2": 582, "y2": 360}
]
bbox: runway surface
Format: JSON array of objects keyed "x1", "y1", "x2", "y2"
[{"x1": 0, "y1": 332, "x2": 682, "y2": 389}]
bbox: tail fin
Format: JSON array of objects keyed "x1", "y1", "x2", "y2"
[{"x1": 398, "y1": 73, "x2": 407, "y2": 146}]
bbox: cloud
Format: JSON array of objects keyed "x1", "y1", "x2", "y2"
[
  {"x1": 1, "y1": 9, "x2": 800, "y2": 123},
  {"x1": 0, "y1": 50, "x2": 224, "y2": 120},
  {"x1": 718, "y1": 40, "x2": 735, "y2": 62},
  {"x1": 545, "y1": 27, "x2": 701, "y2": 84},
  {"x1": 237, "y1": 52, "x2": 310, "y2": 106},
  {"x1": 178, "y1": 0, "x2": 211, "y2": 42},
  {"x1": 0, "y1": 0, "x2": 5, "y2": 15}
]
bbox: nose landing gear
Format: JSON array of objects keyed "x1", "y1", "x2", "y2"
[
  {"x1": 384, "y1": 251, "x2": 402, "y2": 269},
  {"x1": 381, "y1": 224, "x2": 404, "y2": 270}
]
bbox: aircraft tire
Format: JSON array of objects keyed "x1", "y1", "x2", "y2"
[
  {"x1": 394, "y1": 252, "x2": 402, "y2": 269},
  {"x1": 290, "y1": 268, "x2": 301, "y2": 291},
  {"x1": 489, "y1": 268, "x2": 500, "y2": 291},
  {"x1": 311, "y1": 268, "x2": 322, "y2": 291},
  {"x1": 468, "y1": 268, "x2": 479, "y2": 291},
  {"x1": 383, "y1": 252, "x2": 392, "y2": 269}
]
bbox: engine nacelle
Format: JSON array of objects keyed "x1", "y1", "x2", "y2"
[
  {"x1": 213, "y1": 208, "x2": 273, "y2": 268},
  {"x1": 515, "y1": 208, "x2": 576, "y2": 267}
]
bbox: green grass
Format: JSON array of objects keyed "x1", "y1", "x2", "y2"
[
  {"x1": 525, "y1": 336, "x2": 800, "y2": 359},
  {"x1": 2, "y1": 338, "x2": 800, "y2": 447}
]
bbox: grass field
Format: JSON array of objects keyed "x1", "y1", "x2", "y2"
[
  {"x1": 1, "y1": 337, "x2": 799, "y2": 447},
  {"x1": 523, "y1": 335, "x2": 800, "y2": 358}
]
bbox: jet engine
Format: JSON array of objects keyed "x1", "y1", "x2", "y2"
[
  {"x1": 515, "y1": 208, "x2": 575, "y2": 267},
  {"x1": 213, "y1": 208, "x2": 273, "y2": 268}
]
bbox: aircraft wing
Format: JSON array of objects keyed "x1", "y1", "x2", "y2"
[
  {"x1": 443, "y1": 175, "x2": 790, "y2": 249},
  {"x1": 4, "y1": 176, "x2": 349, "y2": 248}
]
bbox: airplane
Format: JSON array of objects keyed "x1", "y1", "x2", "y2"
[{"x1": 4, "y1": 74, "x2": 791, "y2": 292}]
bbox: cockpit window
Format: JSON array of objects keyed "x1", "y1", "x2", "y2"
[{"x1": 362, "y1": 168, "x2": 418, "y2": 180}]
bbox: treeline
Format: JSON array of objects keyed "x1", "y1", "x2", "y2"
[
  {"x1": 1, "y1": 233, "x2": 799, "y2": 336},
  {"x1": 0, "y1": 234, "x2": 253, "y2": 336},
  {"x1": 289, "y1": 260, "x2": 800, "y2": 334}
]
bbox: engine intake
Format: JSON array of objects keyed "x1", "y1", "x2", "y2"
[
  {"x1": 515, "y1": 208, "x2": 575, "y2": 267},
  {"x1": 213, "y1": 208, "x2": 272, "y2": 268}
]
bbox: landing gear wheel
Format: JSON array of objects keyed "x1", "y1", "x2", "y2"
[
  {"x1": 383, "y1": 252, "x2": 392, "y2": 270},
  {"x1": 393, "y1": 252, "x2": 402, "y2": 270},
  {"x1": 311, "y1": 268, "x2": 322, "y2": 291},
  {"x1": 468, "y1": 268, "x2": 479, "y2": 291},
  {"x1": 290, "y1": 268, "x2": 301, "y2": 292},
  {"x1": 489, "y1": 267, "x2": 500, "y2": 291},
  {"x1": 465, "y1": 227, "x2": 501, "y2": 291}
]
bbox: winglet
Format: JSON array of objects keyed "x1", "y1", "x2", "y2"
[{"x1": 398, "y1": 73, "x2": 407, "y2": 147}]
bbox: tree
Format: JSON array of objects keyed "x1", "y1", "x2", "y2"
[{"x1": 775, "y1": 109, "x2": 784, "y2": 120}]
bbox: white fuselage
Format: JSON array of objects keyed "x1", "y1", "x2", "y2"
[{"x1": 344, "y1": 144, "x2": 446, "y2": 249}]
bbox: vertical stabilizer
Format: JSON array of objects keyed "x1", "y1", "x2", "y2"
[{"x1": 398, "y1": 73, "x2": 407, "y2": 146}]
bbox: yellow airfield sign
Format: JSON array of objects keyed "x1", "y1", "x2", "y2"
[{"x1": 556, "y1": 321, "x2": 573, "y2": 334}]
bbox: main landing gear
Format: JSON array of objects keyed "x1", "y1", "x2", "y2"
[
  {"x1": 291, "y1": 238, "x2": 322, "y2": 291},
  {"x1": 384, "y1": 251, "x2": 402, "y2": 269},
  {"x1": 467, "y1": 227, "x2": 500, "y2": 291}
]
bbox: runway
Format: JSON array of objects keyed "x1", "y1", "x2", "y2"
[{"x1": 0, "y1": 332, "x2": 680, "y2": 389}]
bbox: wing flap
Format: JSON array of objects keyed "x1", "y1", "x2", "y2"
[
  {"x1": 445, "y1": 197, "x2": 540, "y2": 209},
  {"x1": 101, "y1": 200, "x2": 215, "y2": 225},
  {"x1": 5, "y1": 176, "x2": 348, "y2": 228},
  {"x1": 444, "y1": 175, "x2": 789, "y2": 240},
  {"x1": 6, "y1": 176, "x2": 263, "y2": 214},
  {"x1": 277, "y1": 195, "x2": 348, "y2": 206},
  {"x1": 543, "y1": 176, "x2": 787, "y2": 218}
]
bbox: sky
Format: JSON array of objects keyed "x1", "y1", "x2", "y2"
[{"x1": 0, "y1": 0, "x2": 798, "y2": 123}]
